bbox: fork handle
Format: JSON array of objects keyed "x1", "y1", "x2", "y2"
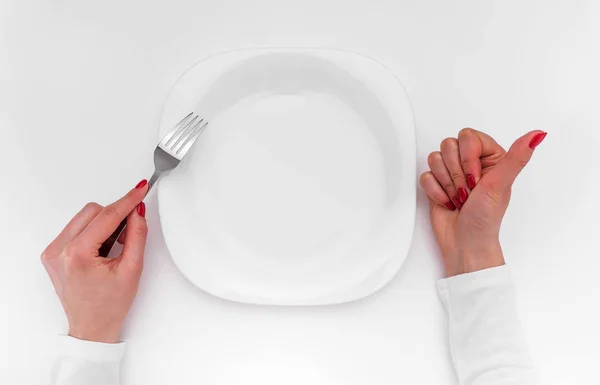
[
  {"x1": 99, "y1": 220, "x2": 128, "y2": 257},
  {"x1": 99, "y1": 171, "x2": 160, "y2": 257}
]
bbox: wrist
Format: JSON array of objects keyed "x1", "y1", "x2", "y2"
[
  {"x1": 460, "y1": 251, "x2": 505, "y2": 275},
  {"x1": 69, "y1": 323, "x2": 122, "y2": 344},
  {"x1": 444, "y1": 241, "x2": 505, "y2": 277}
]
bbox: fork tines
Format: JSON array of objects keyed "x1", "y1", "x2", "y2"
[{"x1": 160, "y1": 112, "x2": 208, "y2": 158}]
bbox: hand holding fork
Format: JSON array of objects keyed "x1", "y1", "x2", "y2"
[{"x1": 99, "y1": 113, "x2": 207, "y2": 257}]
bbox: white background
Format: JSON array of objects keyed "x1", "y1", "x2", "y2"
[{"x1": 1, "y1": 0, "x2": 599, "y2": 384}]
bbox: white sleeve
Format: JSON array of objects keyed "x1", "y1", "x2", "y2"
[
  {"x1": 437, "y1": 265, "x2": 537, "y2": 385},
  {"x1": 52, "y1": 336, "x2": 124, "y2": 385}
]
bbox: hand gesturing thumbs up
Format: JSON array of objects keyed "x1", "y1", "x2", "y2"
[{"x1": 419, "y1": 128, "x2": 547, "y2": 277}]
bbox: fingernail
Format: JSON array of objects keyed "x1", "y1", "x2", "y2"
[
  {"x1": 444, "y1": 201, "x2": 456, "y2": 210},
  {"x1": 529, "y1": 132, "x2": 547, "y2": 149},
  {"x1": 458, "y1": 188, "x2": 468, "y2": 203},
  {"x1": 452, "y1": 196, "x2": 463, "y2": 209},
  {"x1": 135, "y1": 179, "x2": 148, "y2": 189},
  {"x1": 466, "y1": 174, "x2": 476, "y2": 189},
  {"x1": 137, "y1": 202, "x2": 146, "y2": 217}
]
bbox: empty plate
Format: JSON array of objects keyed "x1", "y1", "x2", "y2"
[{"x1": 158, "y1": 48, "x2": 415, "y2": 305}]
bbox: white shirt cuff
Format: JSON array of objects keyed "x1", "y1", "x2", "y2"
[
  {"x1": 58, "y1": 335, "x2": 126, "y2": 361},
  {"x1": 437, "y1": 265, "x2": 537, "y2": 385},
  {"x1": 53, "y1": 336, "x2": 125, "y2": 385}
]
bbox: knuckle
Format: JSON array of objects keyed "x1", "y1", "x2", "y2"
[
  {"x1": 61, "y1": 252, "x2": 77, "y2": 271},
  {"x1": 419, "y1": 171, "x2": 432, "y2": 183},
  {"x1": 458, "y1": 127, "x2": 475, "y2": 138},
  {"x1": 103, "y1": 204, "x2": 120, "y2": 219},
  {"x1": 450, "y1": 171, "x2": 465, "y2": 181},
  {"x1": 505, "y1": 153, "x2": 528, "y2": 170},
  {"x1": 83, "y1": 202, "x2": 103, "y2": 214},
  {"x1": 516, "y1": 157, "x2": 529, "y2": 169},
  {"x1": 441, "y1": 181, "x2": 455, "y2": 191},
  {"x1": 40, "y1": 248, "x2": 54, "y2": 264},
  {"x1": 63, "y1": 243, "x2": 80, "y2": 258},
  {"x1": 418, "y1": 172, "x2": 432, "y2": 188},
  {"x1": 134, "y1": 224, "x2": 148, "y2": 239},
  {"x1": 427, "y1": 151, "x2": 442, "y2": 166},
  {"x1": 440, "y1": 137, "x2": 458, "y2": 151}
]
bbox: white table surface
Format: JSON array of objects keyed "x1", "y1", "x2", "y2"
[{"x1": 1, "y1": 1, "x2": 599, "y2": 384}]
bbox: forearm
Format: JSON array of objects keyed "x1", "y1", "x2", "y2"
[
  {"x1": 437, "y1": 265, "x2": 537, "y2": 385},
  {"x1": 52, "y1": 336, "x2": 124, "y2": 385}
]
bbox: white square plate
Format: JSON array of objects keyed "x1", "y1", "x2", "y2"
[{"x1": 158, "y1": 48, "x2": 415, "y2": 305}]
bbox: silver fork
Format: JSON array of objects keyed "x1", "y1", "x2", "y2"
[{"x1": 99, "y1": 112, "x2": 208, "y2": 257}]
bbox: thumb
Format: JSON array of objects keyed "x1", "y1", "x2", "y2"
[{"x1": 488, "y1": 130, "x2": 547, "y2": 191}]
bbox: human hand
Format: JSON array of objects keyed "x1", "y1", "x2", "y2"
[
  {"x1": 41, "y1": 180, "x2": 149, "y2": 343},
  {"x1": 419, "y1": 129, "x2": 546, "y2": 277}
]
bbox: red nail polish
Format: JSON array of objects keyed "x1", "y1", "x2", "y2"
[
  {"x1": 452, "y1": 196, "x2": 463, "y2": 209},
  {"x1": 529, "y1": 132, "x2": 547, "y2": 149},
  {"x1": 466, "y1": 174, "x2": 476, "y2": 189},
  {"x1": 458, "y1": 188, "x2": 468, "y2": 203},
  {"x1": 135, "y1": 179, "x2": 148, "y2": 189},
  {"x1": 137, "y1": 202, "x2": 146, "y2": 217},
  {"x1": 444, "y1": 201, "x2": 456, "y2": 210}
]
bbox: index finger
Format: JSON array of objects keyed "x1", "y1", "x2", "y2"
[
  {"x1": 76, "y1": 180, "x2": 149, "y2": 249},
  {"x1": 457, "y1": 128, "x2": 506, "y2": 188}
]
